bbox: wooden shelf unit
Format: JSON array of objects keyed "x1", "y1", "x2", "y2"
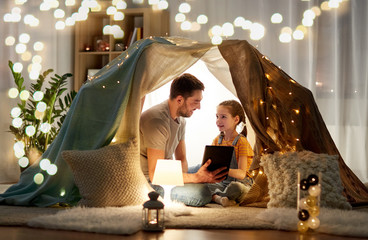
[{"x1": 74, "y1": 8, "x2": 169, "y2": 91}]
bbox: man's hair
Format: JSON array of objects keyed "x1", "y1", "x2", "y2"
[{"x1": 169, "y1": 73, "x2": 205, "y2": 99}]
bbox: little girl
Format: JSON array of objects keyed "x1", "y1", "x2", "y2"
[{"x1": 208, "y1": 100, "x2": 254, "y2": 207}]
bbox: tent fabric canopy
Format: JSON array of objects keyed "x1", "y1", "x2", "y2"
[{"x1": 0, "y1": 37, "x2": 367, "y2": 207}]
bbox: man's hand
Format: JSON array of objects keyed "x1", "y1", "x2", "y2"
[{"x1": 194, "y1": 159, "x2": 228, "y2": 183}]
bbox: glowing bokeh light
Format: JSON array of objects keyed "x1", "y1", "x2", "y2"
[
  {"x1": 175, "y1": 13, "x2": 186, "y2": 23},
  {"x1": 10, "y1": 107, "x2": 22, "y2": 118},
  {"x1": 18, "y1": 157, "x2": 29, "y2": 168},
  {"x1": 180, "y1": 21, "x2": 192, "y2": 31},
  {"x1": 234, "y1": 16, "x2": 245, "y2": 27},
  {"x1": 36, "y1": 102, "x2": 47, "y2": 112},
  {"x1": 34, "y1": 173, "x2": 44, "y2": 184},
  {"x1": 293, "y1": 30, "x2": 304, "y2": 40},
  {"x1": 15, "y1": 43, "x2": 27, "y2": 54},
  {"x1": 47, "y1": 164, "x2": 58, "y2": 175},
  {"x1": 40, "y1": 158, "x2": 51, "y2": 171},
  {"x1": 40, "y1": 122, "x2": 51, "y2": 133},
  {"x1": 12, "y1": 118, "x2": 23, "y2": 128},
  {"x1": 55, "y1": 20, "x2": 66, "y2": 30},
  {"x1": 13, "y1": 62, "x2": 23, "y2": 73},
  {"x1": 25, "y1": 125, "x2": 36, "y2": 136},
  {"x1": 271, "y1": 13, "x2": 283, "y2": 23},
  {"x1": 197, "y1": 14, "x2": 208, "y2": 24},
  {"x1": 8, "y1": 88, "x2": 19, "y2": 98},
  {"x1": 34, "y1": 41, "x2": 44, "y2": 51},
  {"x1": 114, "y1": 11, "x2": 125, "y2": 21},
  {"x1": 5, "y1": 36, "x2": 16, "y2": 46},
  {"x1": 250, "y1": 23, "x2": 265, "y2": 40},
  {"x1": 20, "y1": 90, "x2": 30, "y2": 101},
  {"x1": 106, "y1": 6, "x2": 117, "y2": 15},
  {"x1": 211, "y1": 35, "x2": 223, "y2": 45},
  {"x1": 222, "y1": 22, "x2": 234, "y2": 37},
  {"x1": 179, "y1": 3, "x2": 191, "y2": 13},
  {"x1": 21, "y1": 51, "x2": 32, "y2": 61},
  {"x1": 279, "y1": 32, "x2": 292, "y2": 43},
  {"x1": 158, "y1": 0, "x2": 169, "y2": 10},
  {"x1": 54, "y1": 9, "x2": 65, "y2": 18},
  {"x1": 116, "y1": 1, "x2": 128, "y2": 9},
  {"x1": 19, "y1": 33, "x2": 31, "y2": 43},
  {"x1": 33, "y1": 91, "x2": 44, "y2": 101}
]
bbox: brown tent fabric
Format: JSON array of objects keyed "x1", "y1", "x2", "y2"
[{"x1": 218, "y1": 40, "x2": 368, "y2": 205}]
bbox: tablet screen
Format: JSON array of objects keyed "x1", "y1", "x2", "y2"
[{"x1": 201, "y1": 145, "x2": 234, "y2": 173}]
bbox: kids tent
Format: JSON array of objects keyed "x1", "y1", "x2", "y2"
[{"x1": 1, "y1": 37, "x2": 367, "y2": 207}]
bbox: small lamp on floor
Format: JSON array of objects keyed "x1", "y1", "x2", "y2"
[
  {"x1": 152, "y1": 159, "x2": 184, "y2": 203},
  {"x1": 142, "y1": 191, "x2": 165, "y2": 231}
]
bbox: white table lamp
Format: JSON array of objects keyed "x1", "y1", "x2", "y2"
[{"x1": 152, "y1": 159, "x2": 184, "y2": 203}]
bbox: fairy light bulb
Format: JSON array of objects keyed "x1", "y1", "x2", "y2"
[
  {"x1": 25, "y1": 125, "x2": 36, "y2": 136},
  {"x1": 19, "y1": 33, "x2": 30, "y2": 43},
  {"x1": 13, "y1": 62, "x2": 23, "y2": 73},
  {"x1": 40, "y1": 122, "x2": 51, "y2": 133},
  {"x1": 5, "y1": 36, "x2": 16, "y2": 46},
  {"x1": 175, "y1": 13, "x2": 185, "y2": 23},
  {"x1": 15, "y1": 43, "x2": 27, "y2": 54},
  {"x1": 55, "y1": 20, "x2": 66, "y2": 30},
  {"x1": 19, "y1": 90, "x2": 30, "y2": 101},
  {"x1": 54, "y1": 9, "x2": 65, "y2": 18},
  {"x1": 33, "y1": 91, "x2": 44, "y2": 101},
  {"x1": 36, "y1": 102, "x2": 47, "y2": 112},
  {"x1": 211, "y1": 35, "x2": 222, "y2": 45},
  {"x1": 18, "y1": 157, "x2": 29, "y2": 168},
  {"x1": 12, "y1": 118, "x2": 23, "y2": 128},
  {"x1": 197, "y1": 14, "x2": 208, "y2": 24},
  {"x1": 47, "y1": 164, "x2": 58, "y2": 175},
  {"x1": 307, "y1": 217, "x2": 320, "y2": 229},
  {"x1": 309, "y1": 205, "x2": 320, "y2": 217},
  {"x1": 40, "y1": 158, "x2": 51, "y2": 170},
  {"x1": 34, "y1": 173, "x2": 44, "y2": 184},
  {"x1": 11, "y1": 107, "x2": 22, "y2": 118},
  {"x1": 297, "y1": 221, "x2": 309, "y2": 233},
  {"x1": 34, "y1": 41, "x2": 44, "y2": 51},
  {"x1": 234, "y1": 16, "x2": 245, "y2": 27},
  {"x1": 308, "y1": 185, "x2": 321, "y2": 197},
  {"x1": 158, "y1": 0, "x2": 168, "y2": 9},
  {"x1": 271, "y1": 13, "x2": 283, "y2": 24},
  {"x1": 178, "y1": 3, "x2": 191, "y2": 13}
]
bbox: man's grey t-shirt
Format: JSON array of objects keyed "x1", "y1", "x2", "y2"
[{"x1": 140, "y1": 100, "x2": 186, "y2": 180}]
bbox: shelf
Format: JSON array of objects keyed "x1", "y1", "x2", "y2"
[{"x1": 74, "y1": 8, "x2": 169, "y2": 91}]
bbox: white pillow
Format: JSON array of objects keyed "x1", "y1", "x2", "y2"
[{"x1": 260, "y1": 151, "x2": 351, "y2": 210}]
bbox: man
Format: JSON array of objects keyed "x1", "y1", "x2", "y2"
[{"x1": 140, "y1": 73, "x2": 227, "y2": 206}]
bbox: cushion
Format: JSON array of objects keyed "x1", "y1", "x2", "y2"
[
  {"x1": 260, "y1": 150, "x2": 351, "y2": 210},
  {"x1": 62, "y1": 138, "x2": 152, "y2": 207}
]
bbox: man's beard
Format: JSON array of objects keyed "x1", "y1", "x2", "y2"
[{"x1": 177, "y1": 102, "x2": 193, "y2": 118}]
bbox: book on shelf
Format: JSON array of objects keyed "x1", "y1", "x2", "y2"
[{"x1": 127, "y1": 27, "x2": 143, "y2": 47}]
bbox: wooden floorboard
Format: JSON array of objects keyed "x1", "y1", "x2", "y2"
[{"x1": 1, "y1": 226, "x2": 367, "y2": 240}]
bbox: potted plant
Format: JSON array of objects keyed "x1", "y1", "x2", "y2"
[{"x1": 8, "y1": 60, "x2": 77, "y2": 169}]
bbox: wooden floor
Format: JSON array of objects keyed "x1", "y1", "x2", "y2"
[{"x1": 1, "y1": 226, "x2": 367, "y2": 240}]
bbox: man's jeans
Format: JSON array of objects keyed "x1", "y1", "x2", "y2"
[{"x1": 150, "y1": 182, "x2": 211, "y2": 207}]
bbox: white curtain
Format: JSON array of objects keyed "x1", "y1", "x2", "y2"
[
  {"x1": 0, "y1": 1, "x2": 74, "y2": 182},
  {"x1": 1, "y1": 0, "x2": 367, "y2": 184},
  {"x1": 165, "y1": 0, "x2": 368, "y2": 182}
]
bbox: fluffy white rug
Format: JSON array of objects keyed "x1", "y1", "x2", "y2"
[{"x1": 257, "y1": 207, "x2": 368, "y2": 238}]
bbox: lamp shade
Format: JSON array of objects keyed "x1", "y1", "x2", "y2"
[{"x1": 152, "y1": 159, "x2": 184, "y2": 186}]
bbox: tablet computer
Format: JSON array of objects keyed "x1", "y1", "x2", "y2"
[{"x1": 201, "y1": 145, "x2": 234, "y2": 173}]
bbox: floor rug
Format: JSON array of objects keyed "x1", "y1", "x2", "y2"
[{"x1": 2, "y1": 184, "x2": 368, "y2": 238}]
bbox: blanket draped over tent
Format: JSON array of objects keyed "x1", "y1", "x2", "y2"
[{"x1": 0, "y1": 37, "x2": 367, "y2": 207}]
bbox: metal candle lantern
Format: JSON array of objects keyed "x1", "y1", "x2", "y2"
[{"x1": 142, "y1": 191, "x2": 165, "y2": 231}]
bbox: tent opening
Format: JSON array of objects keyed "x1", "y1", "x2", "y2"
[{"x1": 142, "y1": 59, "x2": 256, "y2": 167}]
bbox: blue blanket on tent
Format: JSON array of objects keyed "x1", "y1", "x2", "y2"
[{"x1": 0, "y1": 37, "x2": 173, "y2": 207}]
